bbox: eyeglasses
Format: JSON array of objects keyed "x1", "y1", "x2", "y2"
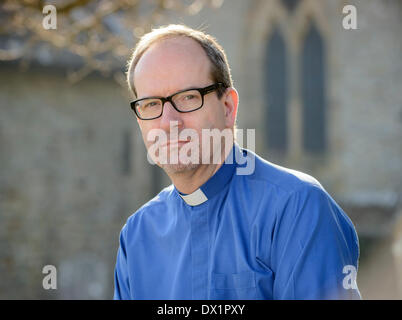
[{"x1": 130, "y1": 82, "x2": 225, "y2": 120}]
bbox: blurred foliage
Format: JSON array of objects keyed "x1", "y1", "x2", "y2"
[{"x1": 0, "y1": 0, "x2": 223, "y2": 84}]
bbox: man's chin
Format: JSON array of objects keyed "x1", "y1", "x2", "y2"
[{"x1": 159, "y1": 162, "x2": 200, "y2": 174}]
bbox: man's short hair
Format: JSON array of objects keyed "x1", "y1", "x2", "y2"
[{"x1": 126, "y1": 24, "x2": 233, "y2": 98}]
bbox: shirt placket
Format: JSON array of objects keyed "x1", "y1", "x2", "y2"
[{"x1": 190, "y1": 203, "x2": 209, "y2": 299}]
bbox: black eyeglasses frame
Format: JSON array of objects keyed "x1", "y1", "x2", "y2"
[{"x1": 130, "y1": 82, "x2": 226, "y2": 120}]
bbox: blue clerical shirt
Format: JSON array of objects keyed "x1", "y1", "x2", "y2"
[{"x1": 114, "y1": 144, "x2": 361, "y2": 299}]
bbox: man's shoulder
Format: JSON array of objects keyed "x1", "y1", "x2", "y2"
[
  {"x1": 244, "y1": 150, "x2": 356, "y2": 233},
  {"x1": 124, "y1": 184, "x2": 175, "y2": 226},
  {"x1": 243, "y1": 148, "x2": 324, "y2": 195}
]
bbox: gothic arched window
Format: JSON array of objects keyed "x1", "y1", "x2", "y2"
[
  {"x1": 265, "y1": 28, "x2": 289, "y2": 153},
  {"x1": 281, "y1": 0, "x2": 300, "y2": 13},
  {"x1": 301, "y1": 22, "x2": 327, "y2": 153}
]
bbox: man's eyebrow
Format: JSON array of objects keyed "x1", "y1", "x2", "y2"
[{"x1": 137, "y1": 85, "x2": 201, "y2": 99}]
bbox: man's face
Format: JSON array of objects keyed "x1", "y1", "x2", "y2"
[{"x1": 133, "y1": 37, "x2": 237, "y2": 174}]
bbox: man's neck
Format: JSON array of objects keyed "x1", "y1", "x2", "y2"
[
  {"x1": 170, "y1": 162, "x2": 222, "y2": 194},
  {"x1": 168, "y1": 146, "x2": 231, "y2": 194}
]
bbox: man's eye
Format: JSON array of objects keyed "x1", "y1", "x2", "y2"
[
  {"x1": 184, "y1": 94, "x2": 196, "y2": 100},
  {"x1": 144, "y1": 101, "x2": 159, "y2": 108}
]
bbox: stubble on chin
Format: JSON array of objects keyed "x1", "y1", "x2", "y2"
[
  {"x1": 148, "y1": 139, "x2": 222, "y2": 175},
  {"x1": 152, "y1": 141, "x2": 203, "y2": 175},
  {"x1": 159, "y1": 162, "x2": 200, "y2": 175}
]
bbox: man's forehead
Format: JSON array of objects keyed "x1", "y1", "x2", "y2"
[{"x1": 134, "y1": 37, "x2": 212, "y2": 97}]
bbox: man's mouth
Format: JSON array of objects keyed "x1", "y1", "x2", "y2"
[{"x1": 161, "y1": 140, "x2": 191, "y2": 148}]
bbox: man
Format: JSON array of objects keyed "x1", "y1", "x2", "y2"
[{"x1": 114, "y1": 24, "x2": 361, "y2": 300}]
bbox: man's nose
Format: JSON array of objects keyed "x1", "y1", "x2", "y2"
[{"x1": 159, "y1": 101, "x2": 183, "y2": 131}]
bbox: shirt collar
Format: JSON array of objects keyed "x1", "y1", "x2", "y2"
[{"x1": 176, "y1": 143, "x2": 239, "y2": 206}]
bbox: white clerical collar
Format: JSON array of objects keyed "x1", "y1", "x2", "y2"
[
  {"x1": 176, "y1": 143, "x2": 240, "y2": 206},
  {"x1": 179, "y1": 188, "x2": 208, "y2": 206}
]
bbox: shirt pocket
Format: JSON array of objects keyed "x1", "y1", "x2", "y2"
[{"x1": 210, "y1": 271, "x2": 257, "y2": 300}]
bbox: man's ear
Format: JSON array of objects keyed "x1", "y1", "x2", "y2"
[{"x1": 223, "y1": 87, "x2": 239, "y2": 128}]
